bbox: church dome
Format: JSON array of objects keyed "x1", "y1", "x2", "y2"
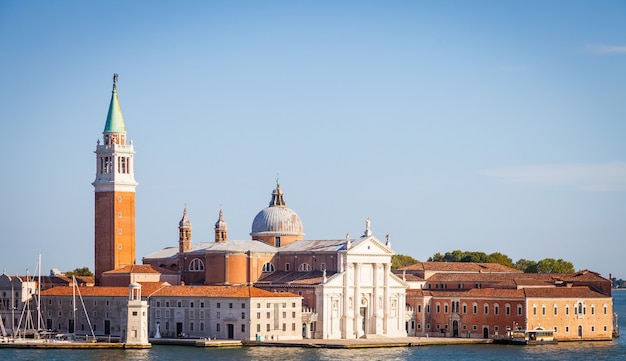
[{"x1": 251, "y1": 182, "x2": 304, "y2": 237}]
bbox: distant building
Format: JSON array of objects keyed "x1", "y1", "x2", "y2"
[
  {"x1": 39, "y1": 283, "x2": 303, "y2": 340},
  {"x1": 398, "y1": 263, "x2": 614, "y2": 341}
]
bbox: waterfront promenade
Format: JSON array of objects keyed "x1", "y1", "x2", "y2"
[{"x1": 150, "y1": 335, "x2": 492, "y2": 349}]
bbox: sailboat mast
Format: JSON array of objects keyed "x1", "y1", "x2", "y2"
[
  {"x1": 72, "y1": 275, "x2": 76, "y2": 337},
  {"x1": 37, "y1": 254, "x2": 41, "y2": 331}
]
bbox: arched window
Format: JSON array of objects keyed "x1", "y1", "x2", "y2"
[
  {"x1": 189, "y1": 258, "x2": 204, "y2": 272},
  {"x1": 298, "y1": 263, "x2": 311, "y2": 271},
  {"x1": 262, "y1": 262, "x2": 275, "y2": 272}
]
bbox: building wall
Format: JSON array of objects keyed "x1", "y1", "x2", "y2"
[
  {"x1": 526, "y1": 297, "x2": 613, "y2": 341},
  {"x1": 95, "y1": 191, "x2": 136, "y2": 284},
  {"x1": 148, "y1": 296, "x2": 302, "y2": 340}
]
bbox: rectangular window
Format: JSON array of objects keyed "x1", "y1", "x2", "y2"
[
  {"x1": 242, "y1": 312, "x2": 246, "y2": 320},
  {"x1": 554, "y1": 306, "x2": 558, "y2": 315},
  {"x1": 156, "y1": 310, "x2": 161, "y2": 318},
  {"x1": 200, "y1": 323, "x2": 204, "y2": 332},
  {"x1": 177, "y1": 301, "x2": 182, "y2": 308},
  {"x1": 241, "y1": 303, "x2": 245, "y2": 309},
  {"x1": 257, "y1": 324, "x2": 261, "y2": 332},
  {"x1": 190, "y1": 322, "x2": 194, "y2": 331},
  {"x1": 217, "y1": 324, "x2": 220, "y2": 332},
  {"x1": 292, "y1": 302, "x2": 296, "y2": 308},
  {"x1": 484, "y1": 305, "x2": 488, "y2": 315},
  {"x1": 473, "y1": 305, "x2": 477, "y2": 314},
  {"x1": 282, "y1": 323, "x2": 286, "y2": 331},
  {"x1": 156, "y1": 301, "x2": 161, "y2": 307},
  {"x1": 217, "y1": 312, "x2": 220, "y2": 319},
  {"x1": 505, "y1": 305, "x2": 510, "y2": 316},
  {"x1": 242, "y1": 324, "x2": 245, "y2": 332},
  {"x1": 444, "y1": 304, "x2": 448, "y2": 313},
  {"x1": 190, "y1": 302, "x2": 194, "y2": 308},
  {"x1": 285, "y1": 263, "x2": 290, "y2": 271},
  {"x1": 267, "y1": 324, "x2": 270, "y2": 332},
  {"x1": 257, "y1": 312, "x2": 261, "y2": 319},
  {"x1": 267, "y1": 312, "x2": 270, "y2": 319},
  {"x1": 292, "y1": 312, "x2": 296, "y2": 318},
  {"x1": 200, "y1": 302, "x2": 204, "y2": 308},
  {"x1": 217, "y1": 303, "x2": 221, "y2": 308},
  {"x1": 283, "y1": 312, "x2": 286, "y2": 318},
  {"x1": 229, "y1": 303, "x2": 233, "y2": 309},
  {"x1": 494, "y1": 306, "x2": 499, "y2": 315}
]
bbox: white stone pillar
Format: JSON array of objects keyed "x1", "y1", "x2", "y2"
[{"x1": 383, "y1": 262, "x2": 390, "y2": 334}]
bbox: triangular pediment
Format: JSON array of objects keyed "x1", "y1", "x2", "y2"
[{"x1": 347, "y1": 236, "x2": 394, "y2": 256}]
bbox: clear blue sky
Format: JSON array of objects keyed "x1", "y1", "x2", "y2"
[{"x1": 1, "y1": 1, "x2": 625, "y2": 279}]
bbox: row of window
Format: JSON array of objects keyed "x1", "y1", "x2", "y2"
[
  {"x1": 262, "y1": 262, "x2": 325, "y2": 273},
  {"x1": 423, "y1": 302, "x2": 523, "y2": 316},
  {"x1": 425, "y1": 283, "x2": 483, "y2": 289},
  {"x1": 418, "y1": 323, "x2": 608, "y2": 334},
  {"x1": 531, "y1": 303, "x2": 608, "y2": 316},
  {"x1": 153, "y1": 301, "x2": 298, "y2": 309}
]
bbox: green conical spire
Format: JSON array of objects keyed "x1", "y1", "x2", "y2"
[{"x1": 103, "y1": 73, "x2": 126, "y2": 134}]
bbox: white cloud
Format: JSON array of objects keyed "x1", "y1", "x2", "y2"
[
  {"x1": 481, "y1": 162, "x2": 626, "y2": 192},
  {"x1": 586, "y1": 44, "x2": 626, "y2": 54}
]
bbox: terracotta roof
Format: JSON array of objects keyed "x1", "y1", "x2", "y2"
[
  {"x1": 426, "y1": 288, "x2": 526, "y2": 298},
  {"x1": 255, "y1": 271, "x2": 336, "y2": 286},
  {"x1": 102, "y1": 264, "x2": 177, "y2": 275},
  {"x1": 40, "y1": 283, "x2": 299, "y2": 299},
  {"x1": 524, "y1": 286, "x2": 609, "y2": 299},
  {"x1": 398, "y1": 262, "x2": 521, "y2": 273},
  {"x1": 40, "y1": 282, "x2": 169, "y2": 297},
  {"x1": 151, "y1": 285, "x2": 300, "y2": 298}
]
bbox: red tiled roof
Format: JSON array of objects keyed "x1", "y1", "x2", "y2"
[
  {"x1": 398, "y1": 262, "x2": 521, "y2": 273},
  {"x1": 102, "y1": 264, "x2": 177, "y2": 275},
  {"x1": 40, "y1": 283, "x2": 299, "y2": 299},
  {"x1": 524, "y1": 286, "x2": 609, "y2": 299}
]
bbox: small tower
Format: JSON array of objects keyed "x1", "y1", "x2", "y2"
[
  {"x1": 178, "y1": 206, "x2": 192, "y2": 253},
  {"x1": 125, "y1": 283, "x2": 150, "y2": 348},
  {"x1": 214, "y1": 208, "x2": 228, "y2": 243},
  {"x1": 93, "y1": 74, "x2": 138, "y2": 285}
]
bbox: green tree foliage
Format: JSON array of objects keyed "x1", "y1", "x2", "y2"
[
  {"x1": 65, "y1": 266, "x2": 94, "y2": 278},
  {"x1": 427, "y1": 250, "x2": 574, "y2": 274},
  {"x1": 514, "y1": 259, "x2": 538, "y2": 273},
  {"x1": 391, "y1": 254, "x2": 419, "y2": 271},
  {"x1": 536, "y1": 258, "x2": 574, "y2": 274}
]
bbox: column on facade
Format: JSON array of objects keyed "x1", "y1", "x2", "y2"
[
  {"x1": 383, "y1": 262, "x2": 390, "y2": 334},
  {"x1": 341, "y1": 262, "x2": 350, "y2": 339},
  {"x1": 373, "y1": 262, "x2": 380, "y2": 335},
  {"x1": 354, "y1": 262, "x2": 361, "y2": 337}
]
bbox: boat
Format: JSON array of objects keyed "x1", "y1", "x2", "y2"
[{"x1": 507, "y1": 327, "x2": 557, "y2": 345}]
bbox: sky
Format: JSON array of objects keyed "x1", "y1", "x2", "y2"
[{"x1": 1, "y1": 1, "x2": 625, "y2": 279}]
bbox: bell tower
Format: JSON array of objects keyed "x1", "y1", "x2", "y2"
[
  {"x1": 178, "y1": 206, "x2": 192, "y2": 253},
  {"x1": 93, "y1": 74, "x2": 138, "y2": 285}
]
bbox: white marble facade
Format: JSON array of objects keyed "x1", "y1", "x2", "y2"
[{"x1": 315, "y1": 236, "x2": 407, "y2": 339}]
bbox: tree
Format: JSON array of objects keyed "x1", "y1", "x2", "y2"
[
  {"x1": 391, "y1": 254, "x2": 419, "y2": 271},
  {"x1": 487, "y1": 252, "x2": 514, "y2": 268},
  {"x1": 514, "y1": 258, "x2": 538, "y2": 273},
  {"x1": 65, "y1": 267, "x2": 94, "y2": 278},
  {"x1": 536, "y1": 258, "x2": 574, "y2": 274}
]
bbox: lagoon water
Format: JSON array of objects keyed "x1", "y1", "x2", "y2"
[{"x1": 4, "y1": 290, "x2": 626, "y2": 361}]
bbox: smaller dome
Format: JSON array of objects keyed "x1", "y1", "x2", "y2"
[
  {"x1": 129, "y1": 282, "x2": 141, "y2": 289},
  {"x1": 215, "y1": 209, "x2": 227, "y2": 231},
  {"x1": 179, "y1": 206, "x2": 191, "y2": 228}
]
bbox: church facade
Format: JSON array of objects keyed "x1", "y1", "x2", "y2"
[{"x1": 143, "y1": 183, "x2": 409, "y2": 339}]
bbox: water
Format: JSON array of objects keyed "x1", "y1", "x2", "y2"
[{"x1": 4, "y1": 290, "x2": 626, "y2": 360}]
